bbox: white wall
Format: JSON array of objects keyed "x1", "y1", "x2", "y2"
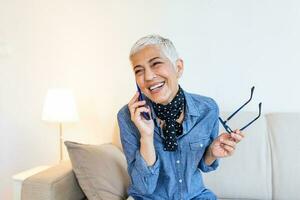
[{"x1": 1, "y1": 0, "x2": 299, "y2": 198}]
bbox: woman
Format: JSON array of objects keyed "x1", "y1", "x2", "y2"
[{"x1": 117, "y1": 35, "x2": 244, "y2": 200}]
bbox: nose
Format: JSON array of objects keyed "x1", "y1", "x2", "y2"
[{"x1": 144, "y1": 68, "x2": 156, "y2": 81}]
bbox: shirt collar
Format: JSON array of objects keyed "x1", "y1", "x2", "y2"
[{"x1": 182, "y1": 89, "x2": 203, "y2": 117}]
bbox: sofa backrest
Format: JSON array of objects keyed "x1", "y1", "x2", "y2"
[
  {"x1": 203, "y1": 112, "x2": 272, "y2": 199},
  {"x1": 266, "y1": 113, "x2": 300, "y2": 200}
]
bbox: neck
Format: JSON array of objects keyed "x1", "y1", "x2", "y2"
[{"x1": 161, "y1": 84, "x2": 180, "y2": 105}]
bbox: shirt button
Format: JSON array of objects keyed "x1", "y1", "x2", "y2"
[
  {"x1": 179, "y1": 179, "x2": 182, "y2": 183},
  {"x1": 200, "y1": 143, "x2": 203, "y2": 147},
  {"x1": 176, "y1": 160, "x2": 180, "y2": 164}
]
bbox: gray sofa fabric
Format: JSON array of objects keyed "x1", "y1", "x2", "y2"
[
  {"x1": 203, "y1": 112, "x2": 272, "y2": 199},
  {"x1": 266, "y1": 113, "x2": 300, "y2": 200}
]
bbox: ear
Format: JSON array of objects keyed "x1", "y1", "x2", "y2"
[{"x1": 175, "y1": 59, "x2": 184, "y2": 79}]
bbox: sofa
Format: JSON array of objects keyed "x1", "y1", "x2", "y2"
[{"x1": 20, "y1": 112, "x2": 300, "y2": 200}]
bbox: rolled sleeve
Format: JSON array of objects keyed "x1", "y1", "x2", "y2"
[
  {"x1": 135, "y1": 150, "x2": 160, "y2": 176},
  {"x1": 199, "y1": 103, "x2": 220, "y2": 173},
  {"x1": 199, "y1": 157, "x2": 219, "y2": 172}
]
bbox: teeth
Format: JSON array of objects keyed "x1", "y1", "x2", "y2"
[{"x1": 149, "y1": 82, "x2": 164, "y2": 91}]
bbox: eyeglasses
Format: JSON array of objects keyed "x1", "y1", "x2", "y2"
[{"x1": 219, "y1": 86, "x2": 262, "y2": 133}]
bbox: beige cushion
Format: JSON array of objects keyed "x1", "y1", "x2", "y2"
[
  {"x1": 203, "y1": 112, "x2": 272, "y2": 199},
  {"x1": 266, "y1": 113, "x2": 300, "y2": 200},
  {"x1": 64, "y1": 141, "x2": 130, "y2": 200}
]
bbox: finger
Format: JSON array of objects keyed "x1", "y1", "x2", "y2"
[
  {"x1": 220, "y1": 138, "x2": 236, "y2": 149},
  {"x1": 128, "y1": 100, "x2": 146, "y2": 108},
  {"x1": 234, "y1": 129, "x2": 241, "y2": 134},
  {"x1": 233, "y1": 130, "x2": 245, "y2": 141},
  {"x1": 128, "y1": 93, "x2": 139, "y2": 117},
  {"x1": 222, "y1": 144, "x2": 235, "y2": 155},
  {"x1": 131, "y1": 100, "x2": 147, "y2": 109},
  {"x1": 239, "y1": 132, "x2": 245, "y2": 138},
  {"x1": 231, "y1": 132, "x2": 243, "y2": 143},
  {"x1": 133, "y1": 106, "x2": 150, "y2": 120},
  {"x1": 234, "y1": 130, "x2": 245, "y2": 136},
  {"x1": 219, "y1": 133, "x2": 231, "y2": 142},
  {"x1": 134, "y1": 107, "x2": 150, "y2": 120},
  {"x1": 128, "y1": 92, "x2": 140, "y2": 106},
  {"x1": 128, "y1": 100, "x2": 146, "y2": 115}
]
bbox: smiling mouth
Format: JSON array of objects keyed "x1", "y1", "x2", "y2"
[{"x1": 149, "y1": 81, "x2": 165, "y2": 91}]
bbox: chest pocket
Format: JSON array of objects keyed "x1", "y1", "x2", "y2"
[{"x1": 189, "y1": 137, "x2": 211, "y2": 165}]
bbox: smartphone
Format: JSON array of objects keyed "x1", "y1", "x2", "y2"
[{"x1": 136, "y1": 83, "x2": 151, "y2": 120}]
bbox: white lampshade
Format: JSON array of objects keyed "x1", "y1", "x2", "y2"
[{"x1": 42, "y1": 89, "x2": 79, "y2": 122}]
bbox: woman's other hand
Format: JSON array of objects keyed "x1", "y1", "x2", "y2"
[
  {"x1": 128, "y1": 92, "x2": 154, "y2": 139},
  {"x1": 209, "y1": 130, "x2": 245, "y2": 158}
]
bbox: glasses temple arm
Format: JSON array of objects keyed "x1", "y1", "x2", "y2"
[
  {"x1": 225, "y1": 86, "x2": 255, "y2": 123},
  {"x1": 240, "y1": 102, "x2": 262, "y2": 131}
]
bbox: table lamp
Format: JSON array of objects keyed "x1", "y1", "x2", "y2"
[{"x1": 42, "y1": 88, "x2": 79, "y2": 162}]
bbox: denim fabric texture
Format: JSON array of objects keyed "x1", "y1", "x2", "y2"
[{"x1": 117, "y1": 89, "x2": 219, "y2": 200}]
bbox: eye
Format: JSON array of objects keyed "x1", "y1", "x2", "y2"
[
  {"x1": 135, "y1": 69, "x2": 143, "y2": 75},
  {"x1": 152, "y1": 62, "x2": 162, "y2": 66}
]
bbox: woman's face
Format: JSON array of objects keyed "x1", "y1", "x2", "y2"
[{"x1": 130, "y1": 45, "x2": 184, "y2": 105}]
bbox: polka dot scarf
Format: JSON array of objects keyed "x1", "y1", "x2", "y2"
[{"x1": 151, "y1": 85, "x2": 185, "y2": 151}]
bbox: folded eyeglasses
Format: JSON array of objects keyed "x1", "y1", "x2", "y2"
[{"x1": 219, "y1": 86, "x2": 262, "y2": 133}]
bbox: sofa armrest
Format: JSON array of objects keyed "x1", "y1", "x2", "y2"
[{"x1": 21, "y1": 161, "x2": 86, "y2": 200}]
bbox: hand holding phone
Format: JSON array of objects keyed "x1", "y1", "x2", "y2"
[
  {"x1": 136, "y1": 83, "x2": 151, "y2": 120},
  {"x1": 127, "y1": 85, "x2": 154, "y2": 137}
]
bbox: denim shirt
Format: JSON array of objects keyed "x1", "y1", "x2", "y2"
[{"x1": 117, "y1": 90, "x2": 220, "y2": 200}]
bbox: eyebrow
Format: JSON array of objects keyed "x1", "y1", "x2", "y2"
[{"x1": 133, "y1": 57, "x2": 161, "y2": 70}]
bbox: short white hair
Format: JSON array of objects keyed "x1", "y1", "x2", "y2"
[{"x1": 129, "y1": 34, "x2": 179, "y2": 65}]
